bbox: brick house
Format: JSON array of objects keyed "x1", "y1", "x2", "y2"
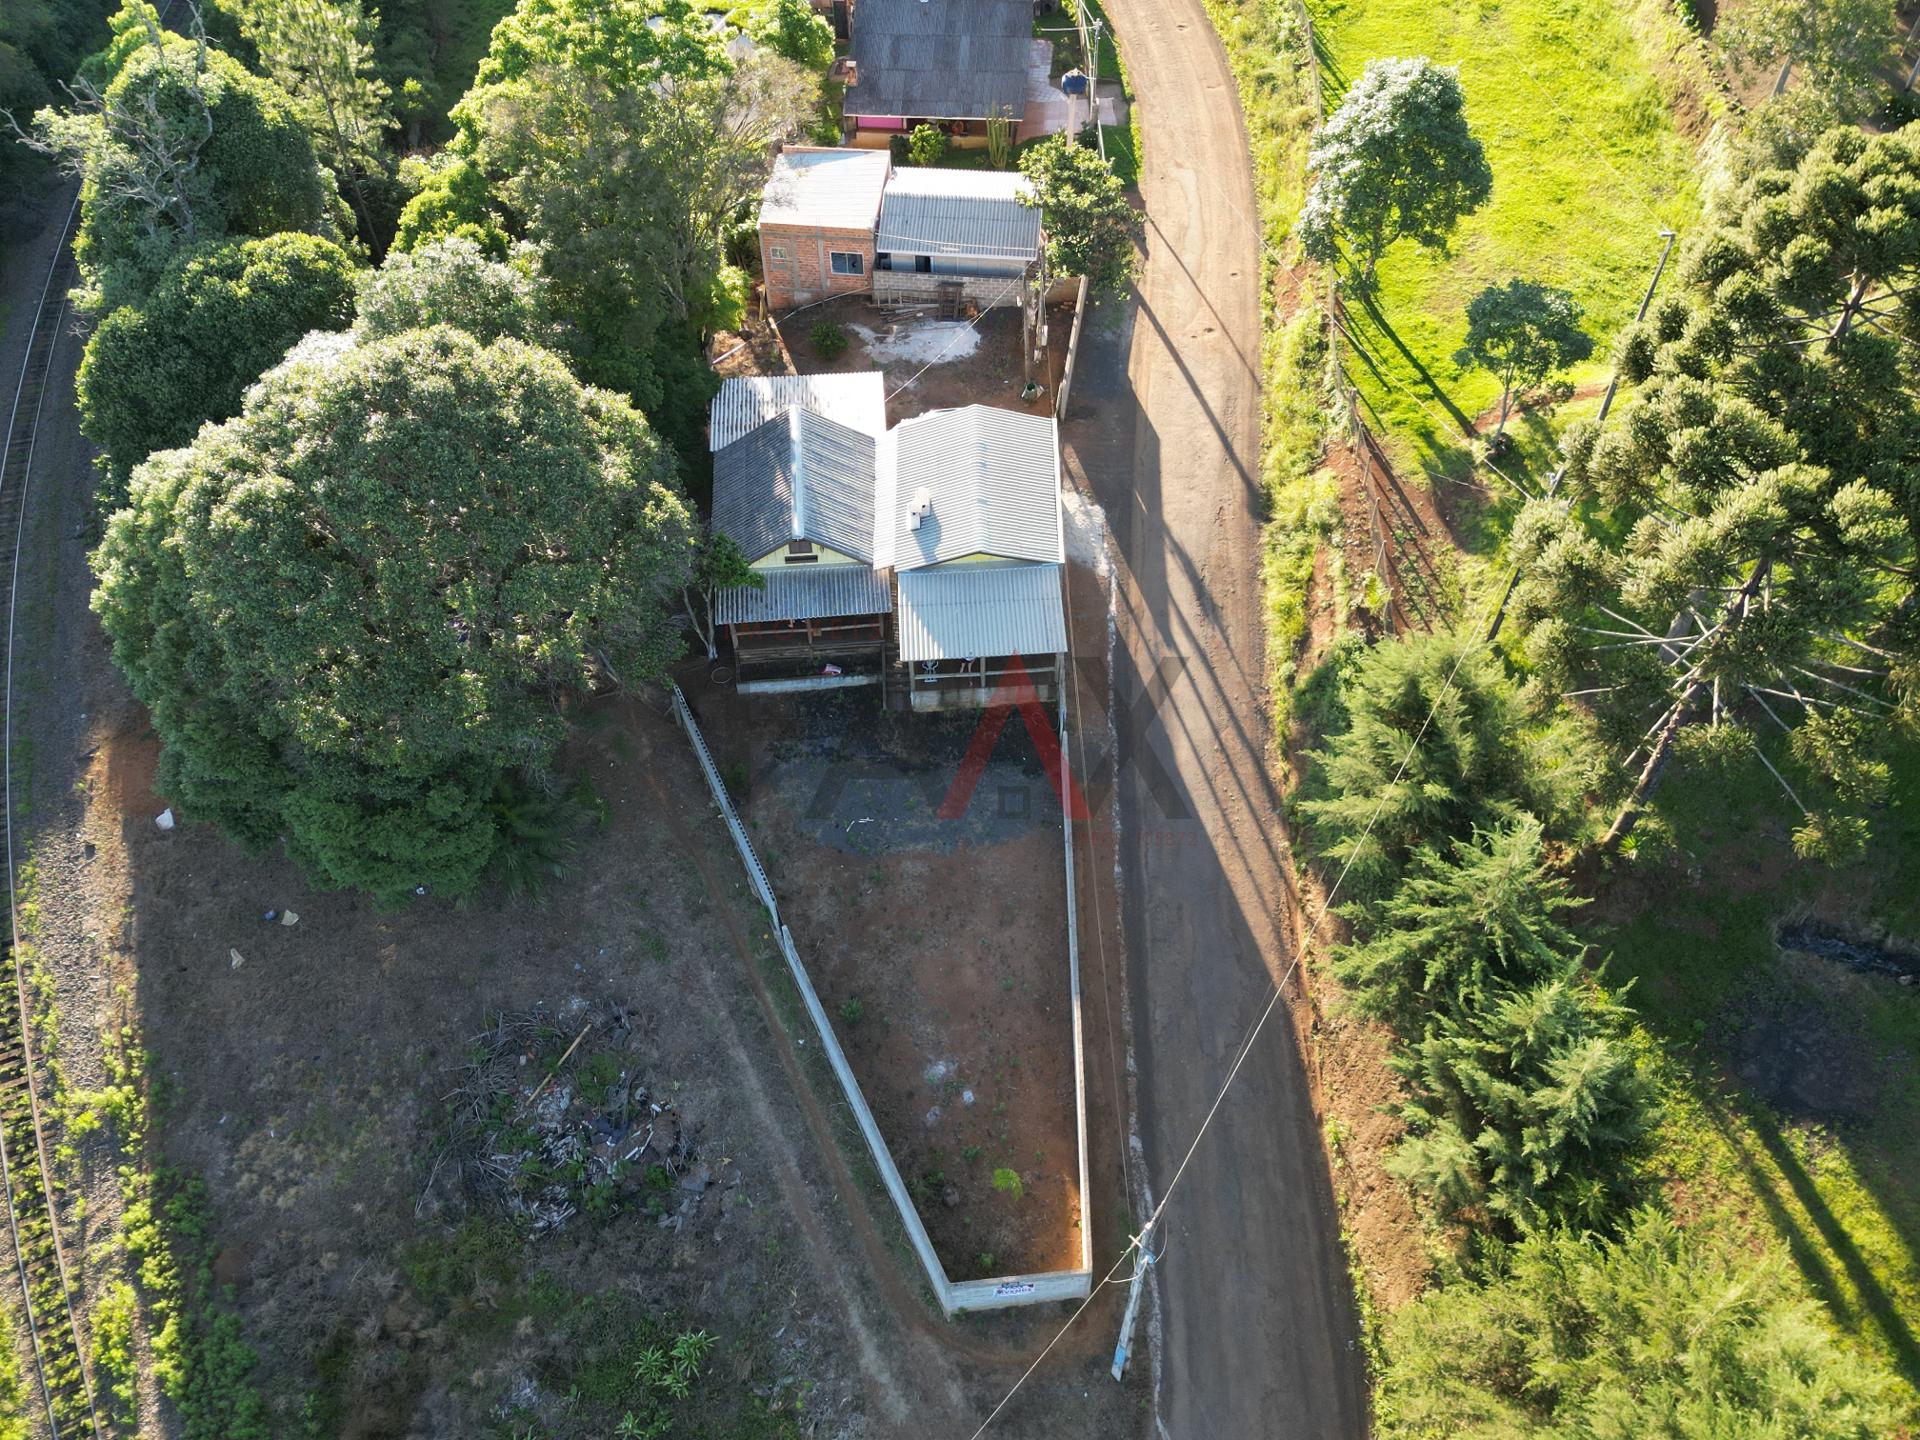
[{"x1": 759, "y1": 147, "x2": 892, "y2": 308}]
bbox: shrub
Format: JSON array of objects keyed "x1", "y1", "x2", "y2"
[
  {"x1": 1377, "y1": 1210, "x2": 1901, "y2": 1437},
  {"x1": 991, "y1": 1167, "x2": 1023, "y2": 1200},
  {"x1": 810, "y1": 321, "x2": 849, "y2": 358},
  {"x1": 904, "y1": 122, "x2": 948, "y2": 166}
]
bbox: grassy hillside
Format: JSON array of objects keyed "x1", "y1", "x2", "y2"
[
  {"x1": 1308, "y1": 0, "x2": 1707, "y2": 509},
  {"x1": 1600, "y1": 742, "x2": 1920, "y2": 1401}
]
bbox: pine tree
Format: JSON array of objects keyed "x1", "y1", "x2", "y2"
[
  {"x1": 1511, "y1": 126, "x2": 1920, "y2": 858},
  {"x1": 1302, "y1": 632, "x2": 1588, "y2": 904},
  {"x1": 1334, "y1": 815, "x2": 1585, "y2": 1033}
]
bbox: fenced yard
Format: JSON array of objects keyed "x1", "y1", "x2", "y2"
[{"x1": 679, "y1": 682, "x2": 1090, "y2": 1304}]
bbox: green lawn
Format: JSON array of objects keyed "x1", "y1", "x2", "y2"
[
  {"x1": 1596, "y1": 743, "x2": 1920, "y2": 1411},
  {"x1": 1307, "y1": 0, "x2": 1705, "y2": 530}
]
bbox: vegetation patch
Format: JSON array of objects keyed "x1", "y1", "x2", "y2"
[
  {"x1": 1307, "y1": 0, "x2": 1704, "y2": 502},
  {"x1": 425, "y1": 1005, "x2": 712, "y2": 1234}
]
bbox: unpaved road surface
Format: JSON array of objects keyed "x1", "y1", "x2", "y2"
[{"x1": 1062, "y1": 0, "x2": 1371, "y2": 1433}]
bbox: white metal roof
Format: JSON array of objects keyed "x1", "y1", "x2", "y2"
[
  {"x1": 714, "y1": 566, "x2": 893, "y2": 626},
  {"x1": 895, "y1": 562, "x2": 1067, "y2": 661},
  {"x1": 708, "y1": 372, "x2": 887, "y2": 451},
  {"x1": 873, "y1": 405, "x2": 1063, "y2": 571},
  {"x1": 761, "y1": 148, "x2": 892, "y2": 231},
  {"x1": 878, "y1": 168, "x2": 1041, "y2": 261}
]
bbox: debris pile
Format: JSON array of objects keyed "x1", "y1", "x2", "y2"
[{"x1": 430, "y1": 1003, "x2": 710, "y2": 1233}]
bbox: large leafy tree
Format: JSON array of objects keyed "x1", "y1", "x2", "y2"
[
  {"x1": 1378, "y1": 1210, "x2": 1900, "y2": 1438},
  {"x1": 77, "y1": 231, "x2": 357, "y2": 501},
  {"x1": 21, "y1": 4, "x2": 340, "y2": 308},
  {"x1": 0, "y1": 0, "x2": 114, "y2": 192},
  {"x1": 223, "y1": 0, "x2": 394, "y2": 248},
  {"x1": 92, "y1": 326, "x2": 697, "y2": 904},
  {"x1": 405, "y1": 0, "x2": 812, "y2": 455},
  {"x1": 352, "y1": 234, "x2": 557, "y2": 346},
  {"x1": 1298, "y1": 57, "x2": 1491, "y2": 285},
  {"x1": 1456, "y1": 279, "x2": 1593, "y2": 446},
  {"x1": 1719, "y1": 0, "x2": 1890, "y2": 119},
  {"x1": 1511, "y1": 126, "x2": 1920, "y2": 858},
  {"x1": 1019, "y1": 133, "x2": 1140, "y2": 295},
  {"x1": 748, "y1": 0, "x2": 833, "y2": 72}
]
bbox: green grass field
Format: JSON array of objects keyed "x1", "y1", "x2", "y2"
[
  {"x1": 1598, "y1": 743, "x2": 1920, "y2": 1409},
  {"x1": 1307, "y1": 0, "x2": 1705, "y2": 520}
]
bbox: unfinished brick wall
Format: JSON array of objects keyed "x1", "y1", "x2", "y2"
[{"x1": 762, "y1": 224, "x2": 876, "y2": 309}]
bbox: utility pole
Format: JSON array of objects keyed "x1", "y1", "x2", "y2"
[
  {"x1": 1484, "y1": 226, "x2": 1676, "y2": 642},
  {"x1": 1109, "y1": 1225, "x2": 1156, "y2": 1382}
]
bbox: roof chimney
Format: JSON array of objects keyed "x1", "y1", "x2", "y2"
[{"x1": 907, "y1": 487, "x2": 932, "y2": 531}]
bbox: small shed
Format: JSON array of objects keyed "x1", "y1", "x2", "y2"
[{"x1": 759, "y1": 147, "x2": 892, "y2": 309}]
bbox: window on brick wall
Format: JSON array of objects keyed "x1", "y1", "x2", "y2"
[
  {"x1": 830, "y1": 251, "x2": 865, "y2": 277},
  {"x1": 768, "y1": 243, "x2": 789, "y2": 264}
]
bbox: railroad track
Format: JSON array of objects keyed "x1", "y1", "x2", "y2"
[{"x1": 0, "y1": 189, "x2": 104, "y2": 1440}]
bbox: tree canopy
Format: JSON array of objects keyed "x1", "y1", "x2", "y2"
[
  {"x1": 1511, "y1": 126, "x2": 1920, "y2": 858},
  {"x1": 747, "y1": 0, "x2": 833, "y2": 72},
  {"x1": 224, "y1": 0, "x2": 394, "y2": 247},
  {"x1": 401, "y1": 0, "x2": 812, "y2": 457},
  {"x1": 1299, "y1": 56, "x2": 1491, "y2": 284},
  {"x1": 1456, "y1": 279, "x2": 1592, "y2": 445},
  {"x1": 92, "y1": 326, "x2": 697, "y2": 904},
  {"x1": 1378, "y1": 1210, "x2": 1899, "y2": 1439},
  {"x1": 1300, "y1": 631, "x2": 1589, "y2": 902},
  {"x1": 77, "y1": 231, "x2": 357, "y2": 502},
  {"x1": 1719, "y1": 0, "x2": 1889, "y2": 120},
  {"x1": 1019, "y1": 133, "x2": 1140, "y2": 295},
  {"x1": 26, "y1": 5, "x2": 341, "y2": 308},
  {"x1": 352, "y1": 234, "x2": 557, "y2": 346}
]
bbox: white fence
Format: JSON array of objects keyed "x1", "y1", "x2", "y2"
[{"x1": 668, "y1": 683, "x2": 1093, "y2": 1315}]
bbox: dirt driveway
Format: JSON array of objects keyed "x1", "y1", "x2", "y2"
[{"x1": 1060, "y1": 0, "x2": 1372, "y2": 1432}]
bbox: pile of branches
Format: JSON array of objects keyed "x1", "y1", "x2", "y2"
[{"x1": 426, "y1": 1003, "x2": 699, "y2": 1233}]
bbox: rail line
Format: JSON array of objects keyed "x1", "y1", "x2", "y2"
[{"x1": 0, "y1": 186, "x2": 104, "y2": 1440}]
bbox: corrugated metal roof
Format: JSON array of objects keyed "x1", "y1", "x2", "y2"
[
  {"x1": 878, "y1": 169, "x2": 1040, "y2": 261},
  {"x1": 846, "y1": 0, "x2": 1030, "y2": 119},
  {"x1": 713, "y1": 409, "x2": 878, "y2": 563},
  {"x1": 895, "y1": 562, "x2": 1067, "y2": 661},
  {"x1": 715, "y1": 566, "x2": 894, "y2": 625},
  {"x1": 709, "y1": 373, "x2": 887, "y2": 451},
  {"x1": 761, "y1": 148, "x2": 892, "y2": 230},
  {"x1": 873, "y1": 405, "x2": 1062, "y2": 571}
]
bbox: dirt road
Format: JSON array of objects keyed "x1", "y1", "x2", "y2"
[{"x1": 1061, "y1": 1, "x2": 1371, "y2": 1433}]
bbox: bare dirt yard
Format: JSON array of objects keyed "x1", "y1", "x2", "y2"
[
  {"x1": 716, "y1": 295, "x2": 1075, "y2": 426},
  {"x1": 684, "y1": 682, "x2": 1082, "y2": 1282}
]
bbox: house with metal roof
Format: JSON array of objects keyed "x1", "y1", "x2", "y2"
[
  {"x1": 875, "y1": 405, "x2": 1068, "y2": 711},
  {"x1": 843, "y1": 0, "x2": 1033, "y2": 144},
  {"x1": 759, "y1": 148, "x2": 1043, "y2": 311},
  {"x1": 759, "y1": 147, "x2": 893, "y2": 309},
  {"x1": 705, "y1": 385, "x2": 1069, "y2": 708},
  {"x1": 710, "y1": 406, "x2": 893, "y2": 692}
]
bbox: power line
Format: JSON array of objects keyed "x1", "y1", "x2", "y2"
[{"x1": 964, "y1": 570, "x2": 1515, "y2": 1438}]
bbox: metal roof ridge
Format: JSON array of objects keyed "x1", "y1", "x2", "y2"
[{"x1": 788, "y1": 406, "x2": 807, "y2": 540}]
